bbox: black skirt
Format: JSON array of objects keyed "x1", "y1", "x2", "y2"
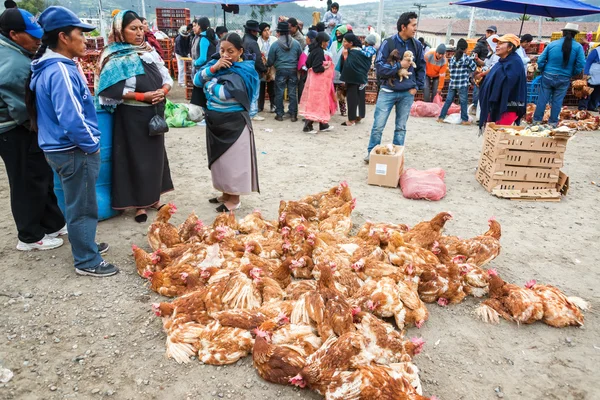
[{"x1": 99, "y1": 62, "x2": 174, "y2": 209}]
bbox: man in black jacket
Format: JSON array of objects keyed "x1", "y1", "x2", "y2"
[
  {"x1": 471, "y1": 25, "x2": 496, "y2": 111},
  {"x1": 243, "y1": 20, "x2": 267, "y2": 120},
  {"x1": 174, "y1": 24, "x2": 191, "y2": 87}
]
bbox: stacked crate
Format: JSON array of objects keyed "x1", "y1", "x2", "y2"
[
  {"x1": 183, "y1": 58, "x2": 194, "y2": 100},
  {"x1": 86, "y1": 37, "x2": 104, "y2": 51},
  {"x1": 156, "y1": 8, "x2": 191, "y2": 38},
  {"x1": 476, "y1": 124, "x2": 570, "y2": 201},
  {"x1": 158, "y1": 38, "x2": 175, "y2": 75}
]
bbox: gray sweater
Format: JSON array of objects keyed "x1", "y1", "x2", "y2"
[
  {"x1": 0, "y1": 34, "x2": 33, "y2": 134},
  {"x1": 267, "y1": 36, "x2": 302, "y2": 71}
]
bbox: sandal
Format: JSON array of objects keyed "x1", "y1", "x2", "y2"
[
  {"x1": 135, "y1": 210, "x2": 148, "y2": 223},
  {"x1": 341, "y1": 121, "x2": 356, "y2": 126},
  {"x1": 208, "y1": 197, "x2": 223, "y2": 204},
  {"x1": 216, "y1": 202, "x2": 241, "y2": 213}
]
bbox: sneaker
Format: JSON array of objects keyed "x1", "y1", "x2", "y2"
[
  {"x1": 270, "y1": 105, "x2": 276, "y2": 113},
  {"x1": 275, "y1": 115, "x2": 284, "y2": 121},
  {"x1": 198, "y1": 120, "x2": 206, "y2": 127},
  {"x1": 97, "y1": 243, "x2": 109, "y2": 254},
  {"x1": 252, "y1": 115, "x2": 265, "y2": 121},
  {"x1": 363, "y1": 155, "x2": 370, "y2": 164},
  {"x1": 76, "y1": 260, "x2": 119, "y2": 277},
  {"x1": 17, "y1": 235, "x2": 63, "y2": 251},
  {"x1": 320, "y1": 125, "x2": 334, "y2": 132},
  {"x1": 291, "y1": 115, "x2": 298, "y2": 122},
  {"x1": 48, "y1": 224, "x2": 68, "y2": 238}
]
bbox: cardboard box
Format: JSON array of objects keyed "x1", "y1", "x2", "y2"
[{"x1": 367, "y1": 146, "x2": 405, "y2": 188}]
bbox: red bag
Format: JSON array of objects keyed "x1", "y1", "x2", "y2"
[
  {"x1": 410, "y1": 101, "x2": 441, "y2": 117},
  {"x1": 433, "y1": 94, "x2": 461, "y2": 115},
  {"x1": 400, "y1": 168, "x2": 447, "y2": 201}
]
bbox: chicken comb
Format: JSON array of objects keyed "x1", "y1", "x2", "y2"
[
  {"x1": 487, "y1": 268, "x2": 498, "y2": 277},
  {"x1": 488, "y1": 216, "x2": 497, "y2": 223},
  {"x1": 131, "y1": 244, "x2": 139, "y2": 251},
  {"x1": 168, "y1": 202, "x2": 177, "y2": 212},
  {"x1": 525, "y1": 279, "x2": 537, "y2": 289}
]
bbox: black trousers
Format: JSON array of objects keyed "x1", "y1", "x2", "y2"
[
  {"x1": 0, "y1": 126, "x2": 65, "y2": 243},
  {"x1": 258, "y1": 80, "x2": 275, "y2": 112},
  {"x1": 298, "y1": 70, "x2": 307, "y2": 102},
  {"x1": 346, "y1": 83, "x2": 366, "y2": 121}
]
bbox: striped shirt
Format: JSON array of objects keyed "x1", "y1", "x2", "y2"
[{"x1": 197, "y1": 66, "x2": 244, "y2": 113}]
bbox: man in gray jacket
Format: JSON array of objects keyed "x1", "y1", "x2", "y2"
[
  {"x1": 267, "y1": 21, "x2": 302, "y2": 122},
  {"x1": 0, "y1": 8, "x2": 66, "y2": 251}
]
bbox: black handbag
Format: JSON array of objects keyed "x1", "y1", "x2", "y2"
[{"x1": 148, "y1": 105, "x2": 169, "y2": 136}]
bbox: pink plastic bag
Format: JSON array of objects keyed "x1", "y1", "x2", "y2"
[
  {"x1": 400, "y1": 168, "x2": 447, "y2": 201},
  {"x1": 410, "y1": 101, "x2": 441, "y2": 117},
  {"x1": 433, "y1": 94, "x2": 461, "y2": 115}
]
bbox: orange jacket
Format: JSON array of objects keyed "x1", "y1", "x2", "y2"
[{"x1": 424, "y1": 50, "x2": 447, "y2": 91}]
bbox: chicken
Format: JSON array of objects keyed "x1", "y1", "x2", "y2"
[
  {"x1": 318, "y1": 212, "x2": 353, "y2": 236},
  {"x1": 386, "y1": 231, "x2": 440, "y2": 267},
  {"x1": 238, "y1": 209, "x2": 278, "y2": 234},
  {"x1": 278, "y1": 200, "x2": 318, "y2": 221},
  {"x1": 289, "y1": 333, "x2": 375, "y2": 394},
  {"x1": 352, "y1": 278, "x2": 408, "y2": 329},
  {"x1": 318, "y1": 198, "x2": 356, "y2": 221},
  {"x1": 241, "y1": 253, "x2": 291, "y2": 288},
  {"x1": 212, "y1": 211, "x2": 239, "y2": 230},
  {"x1": 145, "y1": 263, "x2": 203, "y2": 298},
  {"x1": 456, "y1": 260, "x2": 490, "y2": 298},
  {"x1": 147, "y1": 203, "x2": 182, "y2": 250},
  {"x1": 397, "y1": 278, "x2": 429, "y2": 328},
  {"x1": 356, "y1": 221, "x2": 410, "y2": 246},
  {"x1": 252, "y1": 327, "x2": 307, "y2": 386},
  {"x1": 285, "y1": 279, "x2": 317, "y2": 301},
  {"x1": 291, "y1": 263, "x2": 355, "y2": 339},
  {"x1": 132, "y1": 244, "x2": 161, "y2": 277},
  {"x1": 572, "y1": 79, "x2": 594, "y2": 99},
  {"x1": 177, "y1": 212, "x2": 202, "y2": 242},
  {"x1": 417, "y1": 262, "x2": 466, "y2": 306},
  {"x1": 439, "y1": 218, "x2": 501, "y2": 267},
  {"x1": 527, "y1": 280, "x2": 588, "y2": 328},
  {"x1": 324, "y1": 364, "x2": 434, "y2": 400},
  {"x1": 195, "y1": 320, "x2": 254, "y2": 365},
  {"x1": 476, "y1": 271, "x2": 544, "y2": 325},
  {"x1": 401, "y1": 212, "x2": 453, "y2": 250}
]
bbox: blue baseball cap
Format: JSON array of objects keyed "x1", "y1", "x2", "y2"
[
  {"x1": 38, "y1": 6, "x2": 95, "y2": 33},
  {"x1": 0, "y1": 8, "x2": 44, "y2": 39}
]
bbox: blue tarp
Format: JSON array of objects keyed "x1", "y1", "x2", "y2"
[
  {"x1": 164, "y1": 0, "x2": 306, "y2": 4},
  {"x1": 451, "y1": 0, "x2": 600, "y2": 18}
]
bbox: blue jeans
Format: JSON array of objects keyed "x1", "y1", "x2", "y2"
[
  {"x1": 275, "y1": 69, "x2": 298, "y2": 117},
  {"x1": 533, "y1": 73, "x2": 571, "y2": 125},
  {"x1": 440, "y1": 86, "x2": 469, "y2": 122},
  {"x1": 367, "y1": 90, "x2": 414, "y2": 155},
  {"x1": 472, "y1": 83, "x2": 480, "y2": 107},
  {"x1": 45, "y1": 149, "x2": 103, "y2": 270}
]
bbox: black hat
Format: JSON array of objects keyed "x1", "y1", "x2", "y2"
[
  {"x1": 316, "y1": 22, "x2": 326, "y2": 32},
  {"x1": 258, "y1": 22, "x2": 270, "y2": 33},
  {"x1": 244, "y1": 20, "x2": 260, "y2": 32},
  {"x1": 4, "y1": 0, "x2": 17, "y2": 9},
  {"x1": 276, "y1": 21, "x2": 289, "y2": 34},
  {"x1": 520, "y1": 33, "x2": 534, "y2": 43},
  {"x1": 287, "y1": 17, "x2": 299, "y2": 27},
  {"x1": 215, "y1": 26, "x2": 228, "y2": 36}
]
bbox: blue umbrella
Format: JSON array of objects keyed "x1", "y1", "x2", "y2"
[{"x1": 451, "y1": 0, "x2": 600, "y2": 34}]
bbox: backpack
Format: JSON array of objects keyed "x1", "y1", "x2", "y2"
[{"x1": 376, "y1": 36, "x2": 422, "y2": 85}]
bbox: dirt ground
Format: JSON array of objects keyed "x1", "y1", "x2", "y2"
[{"x1": 1, "y1": 85, "x2": 599, "y2": 400}]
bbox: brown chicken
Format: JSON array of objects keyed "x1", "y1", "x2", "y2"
[
  {"x1": 439, "y1": 218, "x2": 502, "y2": 267},
  {"x1": 177, "y1": 212, "x2": 202, "y2": 242},
  {"x1": 402, "y1": 212, "x2": 453, "y2": 250},
  {"x1": 418, "y1": 262, "x2": 466, "y2": 306},
  {"x1": 527, "y1": 280, "x2": 588, "y2": 327},
  {"x1": 356, "y1": 221, "x2": 410, "y2": 246},
  {"x1": 352, "y1": 277, "x2": 409, "y2": 329},
  {"x1": 132, "y1": 244, "x2": 161, "y2": 277},
  {"x1": 386, "y1": 231, "x2": 440, "y2": 267},
  {"x1": 147, "y1": 203, "x2": 182, "y2": 250},
  {"x1": 195, "y1": 320, "x2": 254, "y2": 365},
  {"x1": 238, "y1": 209, "x2": 278, "y2": 234},
  {"x1": 476, "y1": 271, "x2": 544, "y2": 325},
  {"x1": 145, "y1": 263, "x2": 203, "y2": 298}
]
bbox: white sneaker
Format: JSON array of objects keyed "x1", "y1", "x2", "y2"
[
  {"x1": 17, "y1": 235, "x2": 64, "y2": 251},
  {"x1": 320, "y1": 125, "x2": 334, "y2": 132},
  {"x1": 252, "y1": 115, "x2": 265, "y2": 121},
  {"x1": 48, "y1": 224, "x2": 68, "y2": 238}
]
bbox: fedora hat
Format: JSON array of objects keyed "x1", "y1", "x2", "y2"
[
  {"x1": 561, "y1": 23, "x2": 579, "y2": 33},
  {"x1": 276, "y1": 21, "x2": 289, "y2": 34},
  {"x1": 244, "y1": 19, "x2": 260, "y2": 32}
]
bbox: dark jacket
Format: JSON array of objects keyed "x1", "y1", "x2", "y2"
[
  {"x1": 306, "y1": 42, "x2": 326, "y2": 73},
  {"x1": 472, "y1": 36, "x2": 489, "y2": 61},
  {"x1": 267, "y1": 36, "x2": 302, "y2": 71},
  {"x1": 0, "y1": 34, "x2": 33, "y2": 134},
  {"x1": 339, "y1": 48, "x2": 372, "y2": 85},
  {"x1": 375, "y1": 34, "x2": 425, "y2": 91},
  {"x1": 243, "y1": 33, "x2": 267, "y2": 74},
  {"x1": 175, "y1": 34, "x2": 191, "y2": 57}
]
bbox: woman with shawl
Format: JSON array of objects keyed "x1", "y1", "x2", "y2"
[
  {"x1": 337, "y1": 33, "x2": 373, "y2": 126},
  {"x1": 328, "y1": 24, "x2": 349, "y2": 116},
  {"x1": 478, "y1": 34, "x2": 527, "y2": 130},
  {"x1": 299, "y1": 32, "x2": 336, "y2": 133},
  {"x1": 194, "y1": 33, "x2": 260, "y2": 212},
  {"x1": 97, "y1": 10, "x2": 174, "y2": 223}
]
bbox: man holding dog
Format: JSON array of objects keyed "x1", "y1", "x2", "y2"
[{"x1": 365, "y1": 12, "x2": 425, "y2": 162}]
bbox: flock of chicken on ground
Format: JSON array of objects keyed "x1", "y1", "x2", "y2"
[{"x1": 131, "y1": 182, "x2": 588, "y2": 400}]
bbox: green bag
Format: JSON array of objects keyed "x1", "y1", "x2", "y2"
[{"x1": 164, "y1": 99, "x2": 196, "y2": 128}]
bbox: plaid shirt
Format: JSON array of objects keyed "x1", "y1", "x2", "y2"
[{"x1": 448, "y1": 54, "x2": 477, "y2": 89}]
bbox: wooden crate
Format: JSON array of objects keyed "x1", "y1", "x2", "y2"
[
  {"x1": 484, "y1": 124, "x2": 568, "y2": 153},
  {"x1": 478, "y1": 155, "x2": 560, "y2": 183},
  {"x1": 481, "y1": 140, "x2": 564, "y2": 168},
  {"x1": 475, "y1": 167, "x2": 559, "y2": 192}
]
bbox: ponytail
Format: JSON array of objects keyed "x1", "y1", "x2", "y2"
[
  {"x1": 562, "y1": 31, "x2": 574, "y2": 68},
  {"x1": 25, "y1": 44, "x2": 49, "y2": 132},
  {"x1": 25, "y1": 26, "x2": 76, "y2": 132},
  {"x1": 206, "y1": 27, "x2": 216, "y2": 43}
]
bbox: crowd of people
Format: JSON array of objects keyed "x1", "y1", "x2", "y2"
[{"x1": 0, "y1": 1, "x2": 598, "y2": 280}]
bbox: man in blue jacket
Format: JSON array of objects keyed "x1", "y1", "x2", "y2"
[
  {"x1": 0, "y1": 8, "x2": 66, "y2": 251},
  {"x1": 30, "y1": 6, "x2": 118, "y2": 277},
  {"x1": 365, "y1": 12, "x2": 425, "y2": 163}
]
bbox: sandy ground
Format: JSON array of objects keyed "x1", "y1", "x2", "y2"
[{"x1": 1, "y1": 85, "x2": 600, "y2": 400}]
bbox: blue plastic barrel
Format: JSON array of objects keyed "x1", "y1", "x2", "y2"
[{"x1": 53, "y1": 109, "x2": 119, "y2": 221}]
